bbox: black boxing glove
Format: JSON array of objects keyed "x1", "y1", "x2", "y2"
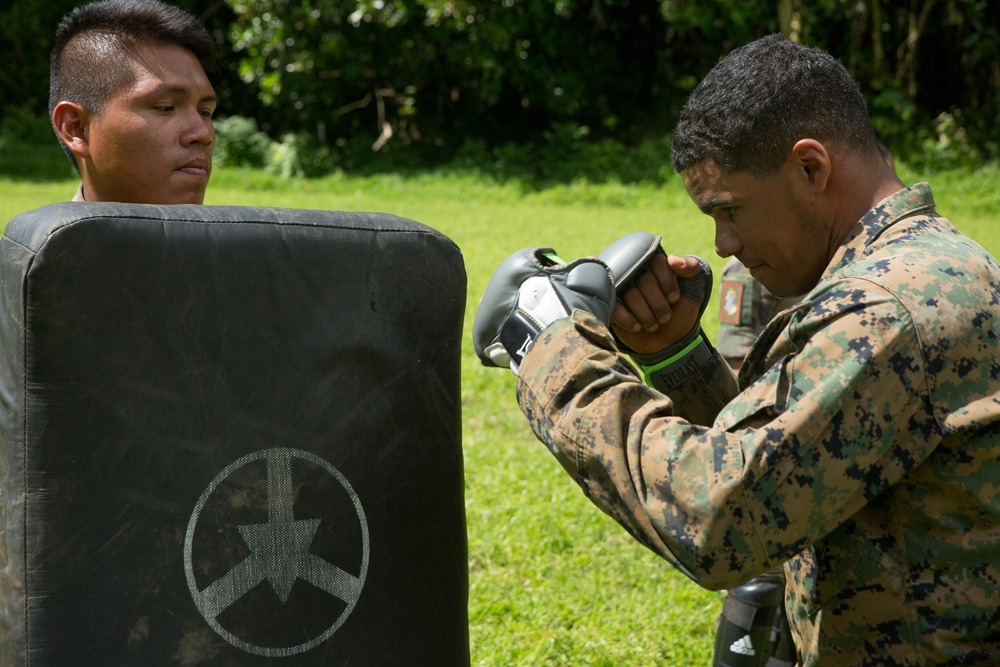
[{"x1": 473, "y1": 248, "x2": 616, "y2": 372}]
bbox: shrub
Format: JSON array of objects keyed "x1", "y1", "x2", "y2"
[
  {"x1": 0, "y1": 106, "x2": 57, "y2": 145},
  {"x1": 213, "y1": 115, "x2": 272, "y2": 168},
  {"x1": 448, "y1": 128, "x2": 676, "y2": 188},
  {"x1": 909, "y1": 111, "x2": 983, "y2": 172},
  {"x1": 267, "y1": 132, "x2": 337, "y2": 179},
  {"x1": 0, "y1": 107, "x2": 74, "y2": 180}
]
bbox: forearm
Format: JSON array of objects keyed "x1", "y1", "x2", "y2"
[{"x1": 516, "y1": 311, "x2": 769, "y2": 589}]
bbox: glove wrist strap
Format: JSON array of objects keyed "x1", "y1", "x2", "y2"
[
  {"x1": 633, "y1": 330, "x2": 713, "y2": 393},
  {"x1": 499, "y1": 309, "x2": 546, "y2": 368}
]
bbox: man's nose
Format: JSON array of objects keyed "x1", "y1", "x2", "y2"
[
  {"x1": 180, "y1": 110, "x2": 214, "y2": 147},
  {"x1": 714, "y1": 226, "x2": 741, "y2": 258}
]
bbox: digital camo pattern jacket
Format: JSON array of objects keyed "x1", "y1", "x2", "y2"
[{"x1": 516, "y1": 183, "x2": 1000, "y2": 666}]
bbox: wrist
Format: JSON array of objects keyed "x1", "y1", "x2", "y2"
[{"x1": 631, "y1": 329, "x2": 714, "y2": 393}]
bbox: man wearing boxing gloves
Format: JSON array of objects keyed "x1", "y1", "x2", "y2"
[{"x1": 473, "y1": 34, "x2": 1000, "y2": 666}]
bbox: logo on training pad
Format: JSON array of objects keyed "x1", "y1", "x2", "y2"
[
  {"x1": 184, "y1": 448, "x2": 370, "y2": 657},
  {"x1": 516, "y1": 333, "x2": 533, "y2": 359},
  {"x1": 719, "y1": 281, "x2": 745, "y2": 324},
  {"x1": 730, "y1": 634, "x2": 756, "y2": 656}
]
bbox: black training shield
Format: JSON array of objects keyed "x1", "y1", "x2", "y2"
[{"x1": 0, "y1": 203, "x2": 469, "y2": 666}]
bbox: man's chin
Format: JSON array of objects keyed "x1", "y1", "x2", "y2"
[
  {"x1": 84, "y1": 180, "x2": 207, "y2": 205},
  {"x1": 749, "y1": 266, "x2": 782, "y2": 294},
  {"x1": 161, "y1": 182, "x2": 209, "y2": 205},
  {"x1": 175, "y1": 190, "x2": 207, "y2": 205},
  {"x1": 166, "y1": 168, "x2": 211, "y2": 204},
  {"x1": 751, "y1": 269, "x2": 799, "y2": 299}
]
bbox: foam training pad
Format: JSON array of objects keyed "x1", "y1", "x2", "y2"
[{"x1": 0, "y1": 203, "x2": 469, "y2": 666}]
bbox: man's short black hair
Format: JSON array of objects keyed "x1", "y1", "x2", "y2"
[
  {"x1": 671, "y1": 34, "x2": 880, "y2": 175},
  {"x1": 49, "y1": 0, "x2": 216, "y2": 164}
]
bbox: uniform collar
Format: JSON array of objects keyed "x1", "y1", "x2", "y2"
[
  {"x1": 738, "y1": 183, "x2": 936, "y2": 387},
  {"x1": 72, "y1": 183, "x2": 86, "y2": 202},
  {"x1": 820, "y1": 182, "x2": 936, "y2": 281}
]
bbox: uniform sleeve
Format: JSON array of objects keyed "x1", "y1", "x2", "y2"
[{"x1": 515, "y1": 286, "x2": 939, "y2": 589}]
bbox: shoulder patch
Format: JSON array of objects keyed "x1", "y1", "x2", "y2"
[{"x1": 719, "y1": 280, "x2": 744, "y2": 324}]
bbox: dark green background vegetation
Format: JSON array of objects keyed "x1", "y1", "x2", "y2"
[{"x1": 2, "y1": 0, "x2": 997, "y2": 181}]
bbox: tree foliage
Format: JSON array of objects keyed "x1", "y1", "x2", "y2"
[
  {"x1": 0, "y1": 0, "x2": 997, "y2": 172},
  {"x1": 225, "y1": 0, "x2": 671, "y2": 155},
  {"x1": 223, "y1": 0, "x2": 998, "y2": 165}
]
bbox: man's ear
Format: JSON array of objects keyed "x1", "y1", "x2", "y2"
[
  {"x1": 52, "y1": 101, "x2": 92, "y2": 160},
  {"x1": 788, "y1": 138, "x2": 831, "y2": 192}
]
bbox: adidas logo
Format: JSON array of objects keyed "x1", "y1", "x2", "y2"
[{"x1": 729, "y1": 634, "x2": 756, "y2": 657}]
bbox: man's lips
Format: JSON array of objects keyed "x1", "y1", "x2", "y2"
[{"x1": 177, "y1": 158, "x2": 210, "y2": 176}]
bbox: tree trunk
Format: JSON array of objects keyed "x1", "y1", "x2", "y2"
[
  {"x1": 778, "y1": 0, "x2": 802, "y2": 42},
  {"x1": 871, "y1": 0, "x2": 884, "y2": 77},
  {"x1": 897, "y1": 0, "x2": 937, "y2": 100}
]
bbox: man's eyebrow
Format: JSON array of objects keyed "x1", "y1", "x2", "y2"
[{"x1": 698, "y1": 196, "x2": 736, "y2": 215}]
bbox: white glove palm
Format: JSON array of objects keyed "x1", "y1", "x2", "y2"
[{"x1": 473, "y1": 249, "x2": 615, "y2": 372}]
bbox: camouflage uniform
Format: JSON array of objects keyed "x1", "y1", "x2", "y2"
[
  {"x1": 717, "y1": 257, "x2": 801, "y2": 368},
  {"x1": 716, "y1": 258, "x2": 799, "y2": 666},
  {"x1": 515, "y1": 183, "x2": 1000, "y2": 666}
]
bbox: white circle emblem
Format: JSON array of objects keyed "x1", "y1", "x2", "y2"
[{"x1": 184, "y1": 447, "x2": 370, "y2": 657}]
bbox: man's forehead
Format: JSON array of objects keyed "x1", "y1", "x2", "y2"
[
  {"x1": 682, "y1": 160, "x2": 728, "y2": 201},
  {"x1": 127, "y1": 42, "x2": 213, "y2": 92},
  {"x1": 682, "y1": 160, "x2": 772, "y2": 214}
]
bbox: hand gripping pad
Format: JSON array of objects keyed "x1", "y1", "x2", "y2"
[{"x1": 0, "y1": 203, "x2": 469, "y2": 666}]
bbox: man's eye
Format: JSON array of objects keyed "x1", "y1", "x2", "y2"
[
  {"x1": 154, "y1": 105, "x2": 174, "y2": 112},
  {"x1": 725, "y1": 207, "x2": 737, "y2": 221},
  {"x1": 200, "y1": 108, "x2": 215, "y2": 119}
]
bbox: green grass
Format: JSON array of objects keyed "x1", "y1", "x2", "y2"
[{"x1": 2, "y1": 164, "x2": 999, "y2": 665}]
